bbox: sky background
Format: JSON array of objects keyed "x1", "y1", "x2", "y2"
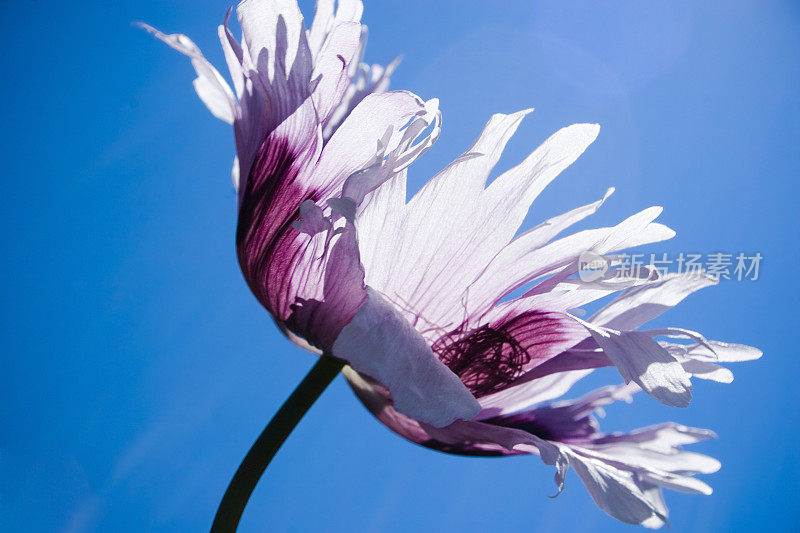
[{"x1": 2, "y1": 0, "x2": 799, "y2": 531}]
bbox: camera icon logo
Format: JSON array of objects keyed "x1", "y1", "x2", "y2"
[{"x1": 578, "y1": 251, "x2": 609, "y2": 282}]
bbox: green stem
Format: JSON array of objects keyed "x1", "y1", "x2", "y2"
[{"x1": 210, "y1": 354, "x2": 345, "y2": 533}]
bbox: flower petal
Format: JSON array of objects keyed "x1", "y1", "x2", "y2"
[
  {"x1": 236, "y1": 96, "x2": 324, "y2": 319},
  {"x1": 311, "y1": 22, "x2": 362, "y2": 125},
  {"x1": 591, "y1": 273, "x2": 718, "y2": 331},
  {"x1": 237, "y1": 0, "x2": 312, "y2": 87},
  {"x1": 332, "y1": 287, "x2": 481, "y2": 427},
  {"x1": 467, "y1": 206, "x2": 674, "y2": 322},
  {"x1": 308, "y1": 0, "x2": 364, "y2": 57},
  {"x1": 476, "y1": 369, "x2": 594, "y2": 416},
  {"x1": 578, "y1": 321, "x2": 693, "y2": 408},
  {"x1": 676, "y1": 340, "x2": 763, "y2": 363},
  {"x1": 284, "y1": 222, "x2": 368, "y2": 348},
  {"x1": 138, "y1": 23, "x2": 237, "y2": 124},
  {"x1": 591, "y1": 422, "x2": 717, "y2": 452},
  {"x1": 313, "y1": 91, "x2": 431, "y2": 200},
  {"x1": 563, "y1": 448, "x2": 666, "y2": 526}
]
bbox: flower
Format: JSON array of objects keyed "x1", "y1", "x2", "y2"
[{"x1": 144, "y1": 0, "x2": 761, "y2": 527}]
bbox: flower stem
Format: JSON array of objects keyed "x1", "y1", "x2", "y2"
[{"x1": 210, "y1": 354, "x2": 345, "y2": 533}]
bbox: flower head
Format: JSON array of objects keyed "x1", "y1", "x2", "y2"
[{"x1": 144, "y1": 0, "x2": 760, "y2": 527}]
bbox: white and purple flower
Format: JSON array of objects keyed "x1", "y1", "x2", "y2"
[{"x1": 144, "y1": 0, "x2": 760, "y2": 527}]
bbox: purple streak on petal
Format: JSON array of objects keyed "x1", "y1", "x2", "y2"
[
  {"x1": 481, "y1": 383, "x2": 636, "y2": 444},
  {"x1": 344, "y1": 367, "x2": 561, "y2": 457},
  {"x1": 519, "y1": 347, "x2": 613, "y2": 383},
  {"x1": 431, "y1": 310, "x2": 585, "y2": 397},
  {"x1": 286, "y1": 223, "x2": 367, "y2": 349},
  {"x1": 236, "y1": 97, "x2": 324, "y2": 322}
]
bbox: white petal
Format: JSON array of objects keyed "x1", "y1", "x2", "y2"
[
  {"x1": 361, "y1": 116, "x2": 604, "y2": 334},
  {"x1": 359, "y1": 111, "x2": 530, "y2": 315},
  {"x1": 591, "y1": 273, "x2": 718, "y2": 331},
  {"x1": 588, "y1": 444, "x2": 721, "y2": 475},
  {"x1": 331, "y1": 287, "x2": 481, "y2": 427},
  {"x1": 314, "y1": 91, "x2": 429, "y2": 201},
  {"x1": 311, "y1": 22, "x2": 362, "y2": 124},
  {"x1": 477, "y1": 369, "x2": 594, "y2": 416},
  {"x1": 230, "y1": 156, "x2": 240, "y2": 190},
  {"x1": 684, "y1": 340, "x2": 763, "y2": 363},
  {"x1": 138, "y1": 23, "x2": 236, "y2": 124},
  {"x1": 564, "y1": 449, "x2": 664, "y2": 526},
  {"x1": 577, "y1": 446, "x2": 714, "y2": 495},
  {"x1": 680, "y1": 359, "x2": 734, "y2": 383},
  {"x1": 469, "y1": 207, "x2": 673, "y2": 320},
  {"x1": 307, "y1": 0, "x2": 336, "y2": 56},
  {"x1": 601, "y1": 422, "x2": 717, "y2": 453},
  {"x1": 237, "y1": 0, "x2": 311, "y2": 83},
  {"x1": 579, "y1": 321, "x2": 693, "y2": 407},
  {"x1": 218, "y1": 10, "x2": 245, "y2": 99}
]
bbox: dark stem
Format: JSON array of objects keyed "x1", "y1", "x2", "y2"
[{"x1": 210, "y1": 354, "x2": 345, "y2": 533}]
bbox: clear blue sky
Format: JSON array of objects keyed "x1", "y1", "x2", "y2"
[{"x1": 2, "y1": 1, "x2": 798, "y2": 531}]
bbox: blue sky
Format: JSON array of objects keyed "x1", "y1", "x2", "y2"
[{"x1": 2, "y1": 1, "x2": 798, "y2": 531}]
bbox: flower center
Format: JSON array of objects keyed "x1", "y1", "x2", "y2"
[{"x1": 432, "y1": 324, "x2": 531, "y2": 397}]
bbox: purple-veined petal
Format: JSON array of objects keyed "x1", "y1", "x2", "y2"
[
  {"x1": 428, "y1": 308, "x2": 588, "y2": 398},
  {"x1": 466, "y1": 207, "x2": 674, "y2": 323},
  {"x1": 292, "y1": 199, "x2": 331, "y2": 235},
  {"x1": 344, "y1": 366, "x2": 571, "y2": 487},
  {"x1": 285, "y1": 222, "x2": 367, "y2": 348},
  {"x1": 236, "y1": 96, "x2": 324, "y2": 320}
]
